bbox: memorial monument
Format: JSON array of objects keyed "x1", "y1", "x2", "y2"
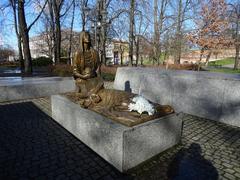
[
  {"x1": 67, "y1": 31, "x2": 174, "y2": 127},
  {"x1": 51, "y1": 31, "x2": 182, "y2": 172}
]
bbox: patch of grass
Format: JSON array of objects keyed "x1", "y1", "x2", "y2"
[
  {"x1": 208, "y1": 68, "x2": 240, "y2": 74},
  {"x1": 101, "y1": 72, "x2": 115, "y2": 81},
  {"x1": 209, "y1": 57, "x2": 234, "y2": 66}
]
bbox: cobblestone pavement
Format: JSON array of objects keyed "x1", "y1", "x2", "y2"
[
  {"x1": 1, "y1": 97, "x2": 240, "y2": 180},
  {"x1": 129, "y1": 115, "x2": 240, "y2": 180},
  {"x1": 0, "y1": 100, "x2": 132, "y2": 180}
]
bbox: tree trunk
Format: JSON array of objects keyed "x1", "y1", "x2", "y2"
[
  {"x1": 10, "y1": 0, "x2": 24, "y2": 72},
  {"x1": 158, "y1": 0, "x2": 167, "y2": 66},
  {"x1": 120, "y1": 51, "x2": 123, "y2": 66},
  {"x1": 140, "y1": 56, "x2": 143, "y2": 65},
  {"x1": 234, "y1": 15, "x2": 240, "y2": 70},
  {"x1": 135, "y1": 37, "x2": 139, "y2": 66},
  {"x1": 174, "y1": 0, "x2": 182, "y2": 64},
  {"x1": 164, "y1": 50, "x2": 167, "y2": 61},
  {"x1": 55, "y1": 15, "x2": 61, "y2": 64},
  {"x1": 18, "y1": 0, "x2": 32, "y2": 74},
  {"x1": 234, "y1": 45, "x2": 240, "y2": 69},
  {"x1": 157, "y1": 48, "x2": 161, "y2": 65},
  {"x1": 52, "y1": 0, "x2": 63, "y2": 64},
  {"x1": 205, "y1": 50, "x2": 212, "y2": 66},
  {"x1": 18, "y1": 39, "x2": 24, "y2": 71},
  {"x1": 198, "y1": 48, "x2": 204, "y2": 71},
  {"x1": 47, "y1": 0, "x2": 56, "y2": 63},
  {"x1": 129, "y1": 0, "x2": 135, "y2": 67},
  {"x1": 101, "y1": 37, "x2": 106, "y2": 65},
  {"x1": 98, "y1": 0, "x2": 107, "y2": 65},
  {"x1": 68, "y1": 0, "x2": 75, "y2": 65},
  {"x1": 153, "y1": 0, "x2": 159, "y2": 65}
]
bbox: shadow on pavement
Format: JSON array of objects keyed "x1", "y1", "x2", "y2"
[{"x1": 167, "y1": 143, "x2": 218, "y2": 180}]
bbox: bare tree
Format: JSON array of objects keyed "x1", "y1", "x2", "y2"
[
  {"x1": 152, "y1": 0, "x2": 169, "y2": 65},
  {"x1": 153, "y1": 0, "x2": 159, "y2": 65},
  {"x1": 129, "y1": 0, "x2": 135, "y2": 66},
  {"x1": 17, "y1": 0, "x2": 47, "y2": 74},
  {"x1": 18, "y1": 0, "x2": 32, "y2": 73},
  {"x1": 52, "y1": 0, "x2": 64, "y2": 64},
  {"x1": 45, "y1": 0, "x2": 73, "y2": 64},
  {"x1": 134, "y1": 1, "x2": 151, "y2": 66},
  {"x1": 79, "y1": 0, "x2": 89, "y2": 31},
  {"x1": 67, "y1": 0, "x2": 76, "y2": 64},
  {"x1": 169, "y1": 0, "x2": 191, "y2": 64}
]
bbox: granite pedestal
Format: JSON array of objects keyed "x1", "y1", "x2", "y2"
[{"x1": 51, "y1": 95, "x2": 182, "y2": 172}]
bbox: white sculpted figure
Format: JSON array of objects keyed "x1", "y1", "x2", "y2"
[{"x1": 128, "y1": 96, "x2": 155, "y2": 116}]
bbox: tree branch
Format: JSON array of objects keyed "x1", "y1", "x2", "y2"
[
  {"x1": 60, "y1": 0, "x2": 73, "y2": 18},
  {"x1": 27, "y1": 0, "x2": 48, "y2": 32},
  {"x1": 109, "y1": 9, "x2": 128, "y2": 22}
]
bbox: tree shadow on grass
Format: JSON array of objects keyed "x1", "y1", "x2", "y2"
[{"x1": 167, "y1": 143, "x2": 218, "y2": 180}]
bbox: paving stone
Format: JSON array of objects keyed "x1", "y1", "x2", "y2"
[
  {"x1": 224, "y1": 173, "x2": 236, "y2": 180},
  {"x1": 235, "y1": 173, "x2": 240, "y2": 179},
  {"x1": 222, "y1": 163, "x2": 234, "y2": 169},
  {"x1": 224, "y1": 168, "x2": 235, "y2": 174},
  {"x1": 234, "y1": 167, "x2": 240, "y2": 173}
]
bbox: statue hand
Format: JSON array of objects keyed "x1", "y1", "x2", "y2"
[{"x1": 73, "y1": 71, "x2": 92, "y2": 80}]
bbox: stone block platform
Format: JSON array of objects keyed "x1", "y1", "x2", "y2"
[
  {"x1": 0, "y1": 77, "x2": 75, "y2": 102},
  {"x1": 51, "y1": 95, "x2": 182, "y2": 172}
]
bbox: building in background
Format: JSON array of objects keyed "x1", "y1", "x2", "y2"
[{"x1": 106, "y1": 39, "x2": 129, "y2": 65}]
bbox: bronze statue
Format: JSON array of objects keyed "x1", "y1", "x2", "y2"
[
  {"x1": 73, "y1": 31, "x2": 104, "y2": 99},
  {"x1": 68, "y1": 31, "x2": 174, "y2": 127}
]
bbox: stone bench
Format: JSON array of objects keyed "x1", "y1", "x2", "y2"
[
  {"x1": 114, "y1": 67, "x2": 240, "y2": 127},
  {"x1": 0, "y1": 77, "x2": 75, "y2": 102}
]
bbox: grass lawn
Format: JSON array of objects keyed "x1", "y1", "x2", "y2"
[
  {"x1": 208, "y1": 68, "x2": 240, "y2": 74},
  {"x1": 206, "y1": 57, "x2": 240, "y2": 74},
  {"x1": 208, "y1": 57, "x2": 234, "y2": 66}
]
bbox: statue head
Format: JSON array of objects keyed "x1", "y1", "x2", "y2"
[{"x1": 79, "y1": 31, "x2": 91, "y2": 52}]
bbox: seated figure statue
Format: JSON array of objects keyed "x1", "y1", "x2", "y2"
[
  {"x1": 73, "y1": 31, "x2": 104, "y2": 99},
  {"x1": 68, "y1": 31, "x2": 174, "y2": 127}
]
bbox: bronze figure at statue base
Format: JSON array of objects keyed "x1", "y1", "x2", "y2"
[{"x1": 66, "y1": 31, "x2": 174, "y2": 127}]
